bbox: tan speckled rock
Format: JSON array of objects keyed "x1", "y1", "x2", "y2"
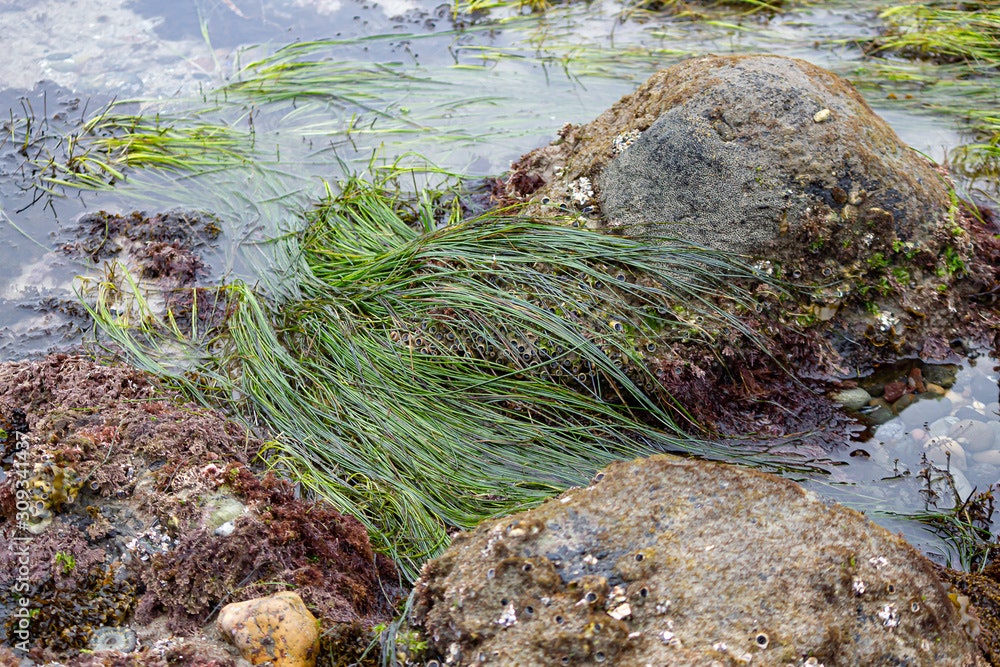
[
  {"x1": 411, "y1": 455, "x2": 986, "y2": 666},
  {"x1": 218, "y1": 591, "x2": 319, "y2": 667}
]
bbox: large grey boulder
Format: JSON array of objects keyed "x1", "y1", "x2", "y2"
[
  {"x1": 501, "y1": 55, "x2": 999, "y2": 369},
  {"x1": 411, "y1": 455, "x2": 985, "y2": 666},
  {"x1": 597, "y1": 55, "x2": 952, "y2": 256},
  {"x1": 506, "y1": 55, "x2": 953, "y2": 260}
]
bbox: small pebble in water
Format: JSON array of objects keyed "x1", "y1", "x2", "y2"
[{"x1": 972, "y1": 449, "x2": 1000, "y2": 466}]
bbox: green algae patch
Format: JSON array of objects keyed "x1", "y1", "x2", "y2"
[{"x1": 84, "y1": 174, "x2": 822, "y2": 581}]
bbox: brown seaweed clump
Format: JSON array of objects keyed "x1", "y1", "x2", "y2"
[{"x1": 0, "y1": 354, "x2": 401, "y2": 666}]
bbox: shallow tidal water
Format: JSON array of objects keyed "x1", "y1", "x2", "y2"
[{"x1": 0, "y1": 0, "x2": 997, "y2": 563}]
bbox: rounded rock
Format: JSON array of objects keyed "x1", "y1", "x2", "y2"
[
  {"x1": 832, "y1": 387, "x2": 872, "y2": 411},
  {"x1": 929, "y1": 416, "x2": 960, "y2": 439},
  {"x1": 972, "y1": 449, "x2": 1000, "y2": 466},
  {"x1": 410, "y1": 456, "x2": 985, "y2": 666},
  {"x1": 595, "y1": 56, "x2": 952, "y2": 256},
  {"x1": 924, "y1": 437, "x2": 967, "y2": 471},
  {"x1": 950, "y1": 419, "x2": 995, "y2": 453},
  {"x1": 217, "y1": 591, "x2": 319, "y2": 667}
]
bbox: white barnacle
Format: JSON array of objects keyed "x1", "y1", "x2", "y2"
[
  {"x1": 612, "y1": 129, "x2": 642, "y2": 156},
  {"x1": 813, "y1": 108, "x2": 832, "y2": 123},
  {"x1": 876, "y1": 309, "x2": 899, "y2": 333},
  {"x1": 853, "y1": 578, "x2": 866, "y2": 596},
  {"x1": 583, "y1": 553, "x2": 599, "y2": 566},
  {"x1": 878, "y1": 603, "x2": 900, "y2": 628},
  {"x1": 496, "y1": 601, "x2": 518, "y2": 627},
  {"x1": 609, "y1": 603, "x2": 632, "y2": 620},
  {"x1": 480, "y1": 525, "x2": 504, "y2": 557},
  {"x1": 659, "y1": 630, "x2": 681, "y2": 647},
  {"x1": 868, "y1": 555, "x2": 889, "y2": 569},
  {"x1": 567, "y1": 177, "x2": 595, "y2": 207}
]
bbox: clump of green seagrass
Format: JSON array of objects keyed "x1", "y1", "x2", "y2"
[
  {"x1": 854, "y1": 0, "x2": 1000, "y2": 182},
  {"x1": 89, "y1": 176, "x2": 806, "y2": 579},
  {"x1": 873, "y1": 1, "x2": 1000, "y2": 68}
]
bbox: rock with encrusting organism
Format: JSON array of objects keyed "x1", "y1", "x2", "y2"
[
  {"x1": 218, "y1": 591, "x2": 320, "y2": 667},
  {"x1": 506, "y1": 54, "x2": 953, "y2": 259},
  {"x1": 500, "y1": 54, "x2": 1000, "y2": 375},
  {"x1": 0, "y1": 354, "x2": 401, "y2": 664},
  {"x1": 410, "y1": 455, "x2": 987, "y2": 666}
]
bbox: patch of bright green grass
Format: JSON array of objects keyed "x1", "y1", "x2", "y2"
[
  {"x1": 454, "y1": 0, "x2": 782, "y2": 18},
  {"x1": 874, "y1": 2, "x2": 1000, "y2": 67}
]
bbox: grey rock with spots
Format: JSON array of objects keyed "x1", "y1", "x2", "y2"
[
  {"x1": 600, "y1": 107, "x2": 790, "y2": 253},
  {"x1": 597, "y1": 55, "x2": 952, "y2": 256},
  {"x1": 411, "y1": 455, "x2": 985, "y2": 666}
]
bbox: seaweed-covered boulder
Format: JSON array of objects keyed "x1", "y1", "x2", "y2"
[
  {"x1": 411, "y1": 455, "x2": 986, "y2": 666},
  {"x1": 0, "y1": 354, "x2": 400, "y2": 666}
]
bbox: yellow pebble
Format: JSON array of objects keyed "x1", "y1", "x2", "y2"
[{"x1": 217, "y1": 591, "x2": 319, "y2": 667}]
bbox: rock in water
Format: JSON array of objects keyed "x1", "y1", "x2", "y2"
[
  {"x1": 411, "y1": 455, "x2": 985, "y2": 666},
  {"x1": 502, "y1": 54, "x2": 1000, "y2": 373},
  {"x1": 512, "y1": 55, "x2": 952, "y2": 259},
  {"x1": 217, "y1": 591, "x2": 320, "y2": 667}
]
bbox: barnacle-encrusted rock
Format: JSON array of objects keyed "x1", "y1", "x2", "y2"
[
  {"x1": 507, "y1": 54, "x2": 952, "y2": 258},
  {"x1": 411, "y1": 455, "x2": 986, "y2": 666},
  {"x1": 502, "y1": 54, "x2": 1000, "y2": 374},
  {"x1": 218, "y1": 591, "x2": 320, "y2": 667}
]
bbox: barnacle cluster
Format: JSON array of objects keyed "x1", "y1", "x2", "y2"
[
  {"x1": 411, "y1": 456, "x2": 983, "y2": 665},
  {"x1": 4, "y1": 562, "x2": 136, "y2": 652},
  {"x1": 23, "y1": 461, "x2": 82, "y2": 533},
  {"x1": 612, "y1": 129, "x2": 641, "y2": 156},
  {"x1": 567, "y1": 177, "x2": 594, "y2": 208}
]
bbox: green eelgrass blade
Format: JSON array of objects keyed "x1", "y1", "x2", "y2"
[{"x1": 85, "y1": 177, "x2": 819, "y2": 580}]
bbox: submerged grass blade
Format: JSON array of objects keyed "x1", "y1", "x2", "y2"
[{"x1": 875, "y1": 3, "x2": 1000, "y2": 67}]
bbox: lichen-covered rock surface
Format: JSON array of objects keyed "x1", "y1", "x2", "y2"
[
  {"x1": 411, "y1": 455, "x2": 985, "y2": 666},
  {"x1": 0, "y1": 354, "x2": 400, "y2": 666},
  {"x1": 499, "y1": 54, "x2": 1000, "y2": 374}
]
